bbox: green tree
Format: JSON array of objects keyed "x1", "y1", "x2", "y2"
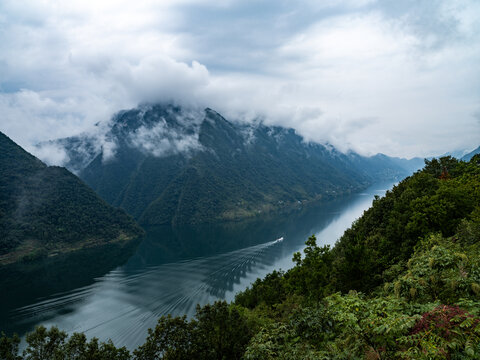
[
  {"x1": 285, "y1": 235, "x2": 334, "y2": 301},
  {"x1": 134, "y1": 315, "x2": 194, "y2": 360},
  {"x1": 0, "y1": 332, "x2": 21, "y2": 360},
  {"x1": 23, "y1": 326, "x2": 67, "y2": 360},
  {"x1": 194, "y1": 302, "x2": 252, "y2": 360}
]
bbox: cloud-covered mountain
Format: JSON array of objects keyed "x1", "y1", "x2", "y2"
[
  {"x1": 50, "y1": 104, "x2": 423, "y2": 226},
  {"x1": 0, "y1": 131, "x2": 144, "y2": 266}
]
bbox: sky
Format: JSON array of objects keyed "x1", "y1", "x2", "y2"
[{"x1": 0, "y1": 0, "x2": 479, "y2": 159}]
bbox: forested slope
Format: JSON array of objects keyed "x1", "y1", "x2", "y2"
[
  {"x1": 235, "y1": 155, "x2": 480, "y2": 359},
  {"x1": 0, "y1": 132, "x2": 144, "y2": 266},
  {"x1": 2, "y1": 155, "x2": 479, "y2": 359}
]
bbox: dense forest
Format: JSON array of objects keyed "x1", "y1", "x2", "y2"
[
  {"x1": 0, "y1": 132, "x2": 144, "y2": 266},
  {"x1": 1, "y1": 155, "x2": 479, "y2": 359}
]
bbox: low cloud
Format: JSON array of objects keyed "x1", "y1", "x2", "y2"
[
  {"x1": 128, "y1": 110, "x2": 204, "y2": 158},
  {"x1": 101, "y1": 138, "x2": 118, "y2": 163},
  {"x1": 33, "y1": 142, "x2": 70, "y2": 166},
  {"x1": 0, "y1": 89, "x2": 117, "y2": 156},
  {"x1": 130, "y1": 124, "x2": 202, "y2": 158},
  {"x1": 0, "y1": 0, "x2": 479, "y2": 160}
]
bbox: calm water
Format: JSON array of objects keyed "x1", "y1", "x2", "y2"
[{"x1": 2, "y1": 182, "x2": 394, "y2": 349}]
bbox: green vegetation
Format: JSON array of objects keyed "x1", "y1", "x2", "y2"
[
  {"x1": 0, "y1": 132, "x2": 144, "y2": 265},
  {"x1": 2, "y1": 155, "x2": 479, "y2": 359},
  {"x1": 1, "y1": 327, "x2": 130, "y2": 360}
]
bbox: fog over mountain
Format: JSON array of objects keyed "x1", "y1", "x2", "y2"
[
  {"x1": 1, "y1": 0, "x2": 479, "y2": 159},
  {"x1": 45, "y1": 104, "x2": 423, "y2": 226}
]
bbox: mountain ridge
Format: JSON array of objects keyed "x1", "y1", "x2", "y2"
[
  {"x1": 45, "y1": 104, "x2": 423, "y2": 226},
  {"x1": 461, "y1": 145, "x2": 480, "y2": 161}
]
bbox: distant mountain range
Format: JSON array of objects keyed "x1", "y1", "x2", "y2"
[
  {"x1": 436, "y1": 146, "x2": 480, "y2": 162},
  {"x1": 0, "y1": 132, "x2": 144, "y2": 267},
  {"x1": 461, "y1": 146, "x2": 480, "y2": 161},
  {"x1": 46, "y1": 104, "x2": 424, "y2": 226}
]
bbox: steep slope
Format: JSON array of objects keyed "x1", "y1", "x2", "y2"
[
  {"x1": 52, "y1": 104, "x2": 420, "y2": 226},
  {"x1": 0, "y1": 132, "x2": 144, "y2": 266},
  {"x1": 232, "y1": 155, "x2": 480, "y2": 359}
]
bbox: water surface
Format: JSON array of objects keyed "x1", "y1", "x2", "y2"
[{"x1": 2, "y1": 181, "x2": 394, "y2": 349}]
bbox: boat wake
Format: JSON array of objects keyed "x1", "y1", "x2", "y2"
[{"x1": 12, "y1": 237, "x2": 286, "y2": 349}]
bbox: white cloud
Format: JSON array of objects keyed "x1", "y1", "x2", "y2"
[
  {"x1": 117, "y1": 57, "x2": 210, "y2": 105},
  {"x1": 0, "y1": 90, "x2": 113, "y2": 149},
  {"x1": 32, "y1": 142, "x2": 70, "y2": 166},
  {"x1": 0, "y1": 0, "x2": 479, "y2": 160},
  {"x1": 101, "y1": 138, "x2": 118, "y2": 163},
  {"x1": 128, "y1": 107, "x2": 204, "y2": 158},
  {"x1": 130, "y1": 123, "x2": 202, "y2": 158}
]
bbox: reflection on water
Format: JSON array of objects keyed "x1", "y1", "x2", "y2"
[
  {"x1": 11, "y1": 239, "x2": 284, "y2": 348},
  {"x1": 2, "y1": 181, "x2": 394, "y2": 350}
]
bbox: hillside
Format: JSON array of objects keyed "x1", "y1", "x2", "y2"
[
  {"x1": 234, "y1": 154, "x2": 480, "y2": 358},
  {"x1": 3, "y1": 157, "x2": 478, "y2": 359},
  {"x1": 48, "y1": 104, "x2": 421, "y2": 226},
  {"x1": 0, "y1": 132, "x2": 144, "y2": 267}
]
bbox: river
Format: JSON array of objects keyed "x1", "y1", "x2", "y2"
[{"x1": 2, "y1": 181, "x2": 395, "y2": 350}]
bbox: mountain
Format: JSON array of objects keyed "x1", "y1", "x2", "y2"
[
  {"x1": 434, "y1": 147, "x2": 480, "y2": 162},
  {"x1": 50, "y1": 104, "x2": 421, "y2": 226},
  {"x1": 0, "y1": 132, "x2": 144, "y2": 267},
  {"x1": 461, "y1": 146, "x2": 480, "y2": 161}
]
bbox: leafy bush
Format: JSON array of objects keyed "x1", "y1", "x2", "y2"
[{"x1": 398, "y1": 305, "x2": 480, "y2": 359}]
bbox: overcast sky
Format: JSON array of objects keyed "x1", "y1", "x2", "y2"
[{"x1": 0, "y1": 0, "x2": 479, "y2": 159}]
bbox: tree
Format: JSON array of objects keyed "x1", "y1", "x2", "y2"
[{"x1": 0, "y1": 332, "x2": 21, "y2": 360}]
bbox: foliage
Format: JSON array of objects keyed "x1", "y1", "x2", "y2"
[
  {"x1": 0, "y1": 326, "x2": 129, "y2": 360},
  {"x1": 236, "y1": 236, "x2": 334, "y2": 308},
  {"x1": 285, "y1": 236, "x2": 334, "y2": 301},
  {"x1": 133, "y1": 315, "x2": 194, "y2": 360},
  {"x1": 0, "y1": 332, "x2": 21, "y2": 360},
  {"x1": 317, "y1": 293, "x2": 422, "y2": 358},
  {"x1": 237, "y1": 155, "x2": 480, "y2": 358},
  {"x1": 134, "y1": 301, "x2": 253, "y2": 360},
  {"x1": 243, "y1": 322, "x2": 320, "y2": 360},
  {"x1": 332, "y1": 155, "x2": 480, "y2": 294},
  {"x1": 398, "y1": 305, "x2": 480, "y2": 359},
  {"x1": 235, "y1": 270, "x2": 287, "y2": 309},
  {"x1": 383, "y1": 233, "x2": 480, "y2": 304}
]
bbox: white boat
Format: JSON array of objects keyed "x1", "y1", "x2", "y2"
[{"x1": 274, "y1": 237, "x2": 284, "y2": 243}]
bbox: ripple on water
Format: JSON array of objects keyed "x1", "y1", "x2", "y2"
[{"x1": 13, "y1": 238, "x2": 285, "y2": 349}]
